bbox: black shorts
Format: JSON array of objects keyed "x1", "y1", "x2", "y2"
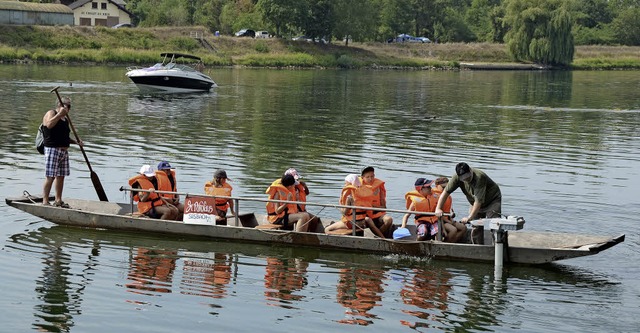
[
  {"x1": 274, "y1": 214, "x2": 293, "y2": 230},
  {"x1": 371, "y1": 216, "x2": 387, "y2": 228},
  {"x1": 145, "y1": 206, "x2": 159, "y2": 219}
]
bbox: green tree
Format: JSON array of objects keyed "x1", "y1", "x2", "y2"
[
  {"x1": 333, "y1": 0, "x2": 381, "y2": 44},
  {"x1": 379, "y1": 0, "x2": 413, "y2": 40},
  {"x1": 257, "y1": 0, "x2": 300, "y2": 37},
  {"x1": 298, "y1": 0, "x2": 335, "y2": 42},
  {"x1": 504, "y1": 0, "x2": 575, "y2": 66},
  {"x1": 610, "y1": 8, "x2": 640, "y2": 45},
  {"x1": 466, "y1": 0, "x2": 502, "y2": 42}
]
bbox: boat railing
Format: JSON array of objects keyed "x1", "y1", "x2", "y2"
[{"x1": 119, "y1": 187, "x2": 451, "y2": 240}]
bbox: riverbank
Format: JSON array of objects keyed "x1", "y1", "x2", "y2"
[{"x1": 1, "y1": 25, "x2": 639, "y2": 70}]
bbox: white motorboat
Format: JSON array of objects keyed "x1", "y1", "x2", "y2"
[{"x1": 125, "y1": 53, "x2": 216, "y2": 93}]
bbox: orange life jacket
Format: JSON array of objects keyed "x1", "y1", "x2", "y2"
[
  {"x1": 265, "y1": 183, "x2": 298, "y2": 223},
  {"x1": 155, "y1": 169, "x2": 177, "y2": 200},
  {"x1": 432, "y1": 187, "x2": 452, "y2": 213},
  {"x1": 404, "y1": 190, "x2": 438, "y2": 225},
  {"x1": 270, "y1": 179, "x2": 307, "y2": 211},
  {"x1": 128, "y1": 174, "x2": 163, "y2": 214},
  {"x1": 204, "y1": 181, "x2": 233, "y2": 212},
  {"x1": 340, "y1": 185, "x2": 368, "y2": 223},
  {"x1": 358, "y1": 177, "x2": 386, "y2": 219}
]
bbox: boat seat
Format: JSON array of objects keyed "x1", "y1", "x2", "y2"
[
  {"x1": 255, "y1": 224, "x2": 283, "y2": 230},
  {"x1": 325, "y1": 228, "x2": 364, "y2": 236}
]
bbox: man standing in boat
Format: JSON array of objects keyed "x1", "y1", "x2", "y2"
[
  {"x1": 435, "y1": 162, "x2": 501, "y2": 222},
  {"x1": 41, "y1": 96, "x2": 82, "y2": 208}
]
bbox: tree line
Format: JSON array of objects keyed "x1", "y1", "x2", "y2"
[
  {"x1": 112, "y1": 0, "x2": 640, "y2": 47},
  {"x1": 37, "y1": 0, "x2": 640, "y2": 66}
]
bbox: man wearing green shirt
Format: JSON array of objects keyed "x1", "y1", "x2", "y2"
[{"x1": 435, "y1": 162, "x2": 501, "y2": 223}]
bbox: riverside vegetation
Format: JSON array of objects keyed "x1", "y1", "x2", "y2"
[{"x1": 0, "y1": 25, "x2": 639, "y2": 70}]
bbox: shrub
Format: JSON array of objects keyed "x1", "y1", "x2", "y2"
[{"x1": 255, "y1": 41, "x2": 269, "y2": 53}]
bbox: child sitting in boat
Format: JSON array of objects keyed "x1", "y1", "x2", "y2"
[
  {"x1": 265, "y1": 174, "x2": 310, "y2": 232},
  {"x1": 401, "y1": 178, "x2": 439, "y2": 241},
  {"x1": 324, "y1": 174, "x2": 386, "y2": 238},
  {"x1": 128, "y1": 165, "x2": 179, "y2": 220},
  {"x1": 204, "y1": 169, "x2": 234, "y2": 225}
]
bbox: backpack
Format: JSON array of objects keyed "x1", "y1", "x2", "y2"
[{"x1": 35, "y1": 124, "x2": 45, "y2": 154}]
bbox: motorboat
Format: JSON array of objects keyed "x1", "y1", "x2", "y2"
[{"x1": 125, "y1": 53, "x2": 216, "y2": 93}]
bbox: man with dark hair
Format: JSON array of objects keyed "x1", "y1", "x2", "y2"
[
  {"x1": 41, "y1": 96, "x2": 82, "y2": 207},
  {"x1": 435, "y1": 162, "x2": 501, "y2": 223}
]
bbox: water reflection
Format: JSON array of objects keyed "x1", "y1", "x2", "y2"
[
  {"x1": 263, "y1": 257, "x2": 309, "y2": 307},
  {"x1": 400, "y1": 267, "x2": 452, "y2": 329},
  {"x1": 126, "y1": 247, "x2": 177, "y2": 295},
  {"x1": 335, "y1": 266, "x2": 385, "y2": 325},
  {"x1": 5, "y1": 226, "x2": 628, "y2": 332},
  {"x1": 180, "y1": 252, "x2": 233, "y2": 299}
]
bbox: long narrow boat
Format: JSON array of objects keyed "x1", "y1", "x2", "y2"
[{"x1": 6, "y1": 194, "x2": 624, "y2": 265}]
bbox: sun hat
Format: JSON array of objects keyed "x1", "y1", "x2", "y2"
[
  {"x1": 344, "y1": 174, "x2": 361, "y2": 187},
  {"x1": 139, "y1": 165, "x2": 155, "y2": 177},
  {"x1": 157, "y1": 161, "x2": 172, "y2": 170},
  {"x1": 456, "y1": 162, "x2": 472, "y2": 181}
]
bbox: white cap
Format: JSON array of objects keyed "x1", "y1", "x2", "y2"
[
  {"x1": 285, "y1": 168, "x2": 302, "y2": 185},
  {"x1": 139, "y1": 165, "x2": 155, "y2": 177},
  {"x1": 344, "y1": 174, "x2": 361, "y2": 187}
]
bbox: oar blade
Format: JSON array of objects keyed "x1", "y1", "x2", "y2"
[{"x1": 91, "y1": 172, "x2": 109, "y2": 202}]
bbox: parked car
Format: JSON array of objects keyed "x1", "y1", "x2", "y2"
[
  {"x1": 292, "y1": 35, "x2": 327, "y2": 44},
  {"x1": 235, "y1": 29, "x2": 256, "y2": 38},
  {"x1": 255, "y1": 31, "x2": 270, "y2": 39},
  {"x1": 396, "y1": 34, "x2": 430, "y2": 43},
  {"x1": 112, "y1": 23, "x2": 134, "y2": 29}
]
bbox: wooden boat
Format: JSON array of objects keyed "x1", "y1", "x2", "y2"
[{"x1": 5, "y1": 193, "x2": 624, "y2": 265}]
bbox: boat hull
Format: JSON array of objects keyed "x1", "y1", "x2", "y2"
[
  {"x1": 126, "y1": 69, "x2": 215, "y2": 93},
  {"x1": 6, "y1": 196, "x2": 625, "y2": 265}
]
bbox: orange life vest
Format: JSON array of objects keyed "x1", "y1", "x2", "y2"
[
  {"x1": 404, "y1": 190, "x2": 438, "y2": 225},
  {"x1": 270, "y1": 178, "x2": 307, "y2": 211},
  {"x1": 204, "y1": 181, "x2": 233, "y2": 212},
  {"x1": 340, "y1": 185, "x2": 368, "y2": 223},
  {"x1": 265, "y1": 184, "x2": 298, "y2": 223},
  {"x1": 358, "y1": 177, "x2": 386, "y2": 219},
  {"x1": 431, "y1": 187, "x2": 452, "y2": 213},
  {"x1": 156, "y1": 169, "x2": 177, "y2": 200},
  {"x1": 128, "y1": 174, "x2": 163, "y2": 214}
]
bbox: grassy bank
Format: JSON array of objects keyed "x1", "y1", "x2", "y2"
[{"x1": 1, "y1": 25, "x2": 639, "y2": 69}]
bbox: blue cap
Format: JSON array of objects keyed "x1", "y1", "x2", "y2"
[
  {"x1": 157, "y1": 161, "x2": 172, "y2": 170},
  {"x1": 393, "y1": 227, "x2": 412, "y2": 240}
]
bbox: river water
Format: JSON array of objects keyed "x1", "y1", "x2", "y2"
[{"x1": 1, "y1": 64, "x2": 639, "y2": 332}]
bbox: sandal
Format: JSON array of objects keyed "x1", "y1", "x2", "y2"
[{"x1": 53, "y1": 201, "x2": 70, "y2": 208}]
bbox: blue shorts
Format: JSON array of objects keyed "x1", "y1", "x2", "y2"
[{"x1": 44, "y1": 147, "x2": 70, "y2": 177}]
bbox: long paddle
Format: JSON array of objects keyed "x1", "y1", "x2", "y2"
[{"x1": 50, "y1": 86, "x2": 109, "y2": 202}]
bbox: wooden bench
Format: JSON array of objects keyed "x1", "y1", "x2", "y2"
[{"x1": 255, "y1": 224, "x2": 283, "y2": 230}]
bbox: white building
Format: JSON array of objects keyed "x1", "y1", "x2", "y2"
[{"x1": 68, "y1": 0, "x2": 133, "y2": 27}]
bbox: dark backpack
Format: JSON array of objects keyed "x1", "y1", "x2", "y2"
[{"x1": 35, "y1": 124, "x2": 45, "y2": 154}]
